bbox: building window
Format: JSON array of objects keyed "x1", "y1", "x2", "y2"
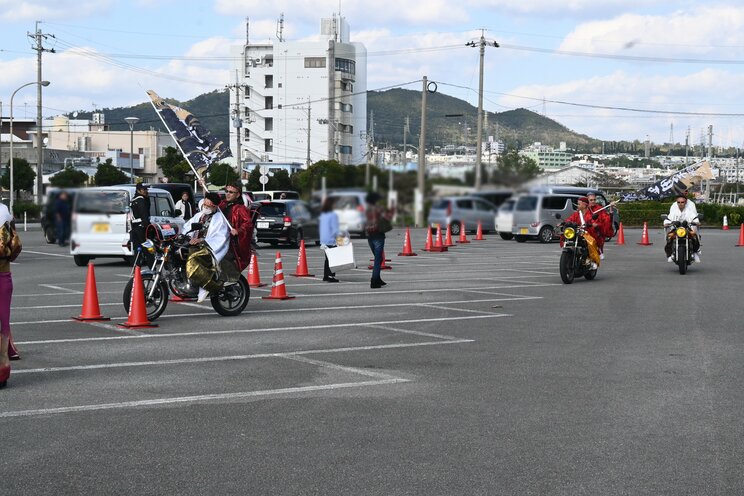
[
  {"x1": 244, "y1": 128, "x2": 250, "y2": 140},
  {"x1": 340, "y1": 81, "x2": 353, "y2": 92},
  {"x1": 265, "y1": 118, "x2": 273, "y2": 131},
  {"x1": 244, "y1": 87, "x2": 250, "y2": 99},
  {"x1": 334, "y1": 58, "x2": 355, "y2": 75},
  {"x1": 304, "y1": 57, "x2": 326, "y2": 68},
  {"x1": 277, "y1": 104, "x2": 282, "y2": 109},
  {"x1": 265, "y1": 96, "x2": 273, "y2": 110},
  {"x1": 337, "y1": 102, "x2": 353, "y2": 113},
  {"x1": 338, "y1": 145, "x2": 352, "y2": 155},
  {"x1": 265, "y1": 75, "x2": 273, "y2": 89},
  {"x1": 278, "y1": 83, "x2": 282, "y2": 88},
  {"x1": 265, "y1": 139, "x2": 273, "y2": 152}
]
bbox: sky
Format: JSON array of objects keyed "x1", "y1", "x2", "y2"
[{"x1": 2, "y1": 0, "x2": 744, "y2": 149}]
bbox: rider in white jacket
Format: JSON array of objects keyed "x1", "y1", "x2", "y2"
[{"x1": 663, "y1": 194, "x2": 701, "y2": 262}]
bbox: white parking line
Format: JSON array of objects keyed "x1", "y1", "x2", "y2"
[
  {"x1": 38, "y1": 284, "x2": 83, "y2": 294},
  {"x1": 21, "y1": 250, "x2": 73, "y2": 258}
]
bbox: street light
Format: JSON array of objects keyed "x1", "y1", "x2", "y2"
[
  {"x1": 9, "y1": 80, "x2": 50, "y2": 215},
  {"x1": 124, "y1": 117, "x2": 140, "y2": 181}
]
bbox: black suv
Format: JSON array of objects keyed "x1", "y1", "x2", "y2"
[{"x1": 255, "y1": 200, "x2": 319, "y2": 247}]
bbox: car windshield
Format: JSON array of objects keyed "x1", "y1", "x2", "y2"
[
  {"x1": 75, "y1": 191, "x2": 129, "y2": 214},
  {"x1": 259, "y1": 203, "x2": 286, "y2": 217}
]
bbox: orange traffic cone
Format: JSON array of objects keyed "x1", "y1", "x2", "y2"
[
  {"x1": 423, "y1": 226, "x2": 433, "y2": 252},
  {"x1": 398, "y1": 227, "x2": 418, "y2": 256},
  {"x1": 723, "y1": 215, "x2": 730, "y2": 230},
  {"x1": 430, "y1": 225, "x2": 449, "y2": 252},
  {"x1": 247, "y1": 253, "x2": 266, "y2": 287},
  {"x1": 474, "y1": 220, "x2": 485, "y2": 240},
  {"x1": 615, "y1": 222, "x2": 625, "y2": 245},
  {"x1": 444, "y1": 223, "x2": 455, "y2": 247},
  {"x1": 457, "y1": 222, "x2": 470, "y2": 244},
  {"x1": 736, "y1": 224, "x2": 744, "y2": 246},
  {"x1": 263, "y1": 252, "x2": 296, "y2": 300},
  {"x1": 72, "y1": 262, "x2": 110, "y2": 321},
  {"x1": 369, "y1": 250, "x2": 393, "y2": 270},
  {"x1": 291, "y1": 239, "x2": 315, "y2": 277},
  {"x1": 119, "y1": 266, "x2": 158, "y2": 328},
  {"x1": 638, "y1": 221, "x2": 653, "y2": 245}
]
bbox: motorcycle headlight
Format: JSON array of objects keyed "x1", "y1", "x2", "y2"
[
  {"x1": 564, "y1": 227, "x2": 576, "y2": 240},
  {"x1": 675, "y1": 227, "x2": 687, "y2": 238}
]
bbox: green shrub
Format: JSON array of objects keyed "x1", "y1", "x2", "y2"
[
  {"x1": 12, "y1": 201, "x2": 41, "y2": 220},
  {"x1": 616, "y1": 200, "x2": 744, "y2": 227}
]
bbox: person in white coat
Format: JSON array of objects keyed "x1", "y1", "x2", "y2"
[{"x1": 663, "y1": 193, "x2": 701, "y2": 262}]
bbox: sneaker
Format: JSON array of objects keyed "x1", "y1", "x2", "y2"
[
  {"x1": 590, "y1": 262, "x2": 598, "y2": 270},
  {"x1": 197, "y1": 287, "x2": 210, "y2": 303},
  {"x1": 693, "y1": 252, "x2": 701, "y2": 263},
  {"x1": 599, "y1": 253, "x2": 605, "y2": 260},
  {"x1": 667, "y1": 256, "x2": 674, "y2": 263}
]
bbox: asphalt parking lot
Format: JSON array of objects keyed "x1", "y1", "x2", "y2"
[{"x1": 3, "y1": 225, "x2": 744, "y2": 495}]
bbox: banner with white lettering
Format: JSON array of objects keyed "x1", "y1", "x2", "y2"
[{"x1": 621, "y1": 161, "x2": 715, "y2": 201}]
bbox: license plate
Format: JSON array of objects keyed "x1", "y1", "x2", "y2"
[
  {"x1": 520, "y1": 228, "x2": 528, "y2": 234},
  {"x1": 257, "y1": 221, "x2": 269, "y2": 229},
  {"x1": 93, "y1": 223, "x2": 110, "y2": 233}
]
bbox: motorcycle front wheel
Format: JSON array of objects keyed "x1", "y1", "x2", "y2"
[
  {"x1": 677, "y1": 243, "x2": 687, "y2": 275},
  {"x1": 123, "y1": 274, "x2": 169, "y2": 321},
  {"x1": 559, "y1": 251, "x2": 575, "y2": 284},
  {"x1": 584, "y1": 268, "x2": 598, "y2": 280},
  {"x1": 211, "y1": 275, "x2": 250, "y2": 316}
]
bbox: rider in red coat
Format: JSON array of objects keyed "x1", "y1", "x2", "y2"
[
  {"x1": 218, "y1": 181, "x2": 253, "y2": 272},
  {"x1": 564, "y1": 196, "x2": 602, "y2": 267},
  {"x1": 586, "y1": 193, "x2": 611, "y2": 259}
]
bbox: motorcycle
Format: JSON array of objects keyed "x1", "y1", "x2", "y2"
[
  {"x1": 123, "y1": 222, "x2": 250, "y2": 320},
  {"x1": 557, "y1": 219, "x2": 598, "y2": 284},
  {"x1": 662, "y1": 215, "x2": 700, "y2": 275}
]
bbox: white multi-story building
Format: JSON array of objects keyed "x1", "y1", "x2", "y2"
[{"x1": 230, "y1": 15, "x2": 367, "y2": 170}]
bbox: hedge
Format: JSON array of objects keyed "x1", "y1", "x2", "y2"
[
  {"x1": 11, "y1": 201, "x2": 42, "y2": 220},
  {"x1": 616, "y1": 200, "x2": 744, "y2": 227}
]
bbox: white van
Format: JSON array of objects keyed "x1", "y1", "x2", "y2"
[{"x1": 70, "y1": 186, "x2": 184, "y2": 266}]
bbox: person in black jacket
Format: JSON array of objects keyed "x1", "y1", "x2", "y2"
[{"x1": 129, "y1": 183, "x2": 150, "y2": 266}]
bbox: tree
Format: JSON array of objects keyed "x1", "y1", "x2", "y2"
[
  {"x1": 490, "y1": 150, "x2": 541, "y2": 187},
  {"x1": 1, "y1": 158, "x2": 36, "y2": 196},
  {"x1": 293, "y1": 160, "x2": 364, "y2": 194},
  {"x1": 208, "y1": 162, "x2": 239, "y2": 187},
  {"x1": 93, "y1": 159, "x2": 128, "y2": 186},
  {"x1": 50, "y1": 166, "x2": 89, "y2": 188},
  {"x1": 157, "y1": 146, "x2": 193, "y2": 183}
]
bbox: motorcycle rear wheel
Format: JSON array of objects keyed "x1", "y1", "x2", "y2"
[
  {"x1": 559, "y1": 251, "x2": 575, "y2": 284},
  {"x1": 211, "y1": 275, "x2": 250, "y2": 316},
  {"x1": 123, "y1": 274, "x2": 169, "y2": 321}
]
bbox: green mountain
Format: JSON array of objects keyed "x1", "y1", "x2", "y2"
[{"x1": 68, "y1": 88, "x2": 605, "y2": 154}]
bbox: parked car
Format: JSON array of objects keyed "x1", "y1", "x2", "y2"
[
  {"x1": 70, "y1": 186, "x2": 184, "y2": 266},
  {"x1": 310, "y1": 190, "x2": 369, "y2": 238},
  {"x1": 495, "y1": 198, "x2": 516, "y2": 240},
  {"x1": 254, "y1": 199, "x2": 319, "y2": 247},
  {"x1": 41, "y1": 188, "x2": 78, "y2": 244},
  {"x1": 511, "y1": 190, "x2": 613, "y2": 243},
  {"x1": 427, "y1": 196, "x2": 498, "y2": 235}
]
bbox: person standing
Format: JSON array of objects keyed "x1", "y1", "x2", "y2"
[
  {"x1": 0, "y1": 202, "x2": 17, "y2": 387},
  {"x1": 54, "y1": 191, "x2": 71, "y2": 246},
  {"x1": 365, "y1": 192, "x2": 394, "y2": 289},
  {"x1": 129, "y1": 183, "x2": 150, "y2": 266},
  {"x1": 218, "y1": 181, "x2": 253, "y2": 277},
  {"x1": 319, "y1": 197, "x2": 340, "y2": 283},
  {"x1": 174, "y1": 190, "x2": 194, "y2": 220}
]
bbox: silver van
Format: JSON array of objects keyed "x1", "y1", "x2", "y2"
[
  {"x1": 70, "y1": 186, "x2": 184, "y2": 266},
  {"x1": 512, "y1": 190, "x2": 612, "y2": 243},
  {"x1": 428, "y1": 196, "x2": 497, "y2": 235}
]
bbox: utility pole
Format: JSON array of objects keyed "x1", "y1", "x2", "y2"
[
  {"x1": 366, "y1": 111, "x2": 374, "y2": 186},
  {"x1": 226, "y1": 71, "x2": 248, "y2": 177},
  {"x1": 467, "y1": 30, "x2": 498, "y2": 192},
  {"x1": 306, "y1": 97, "x2": 311, "y2": 168},
  {"x1": 29, "y1": 21, "x2": 55, "y2": 203},
  {"x1": 416, "y1": 77, "x2": 428, "y2": 227}
]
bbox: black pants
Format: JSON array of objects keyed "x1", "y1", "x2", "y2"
[
  {"x1": 323, "y1": 245, "x2": 336, "y2": 279},
  {"x1": 130, "y1": 227, "x2": 151, "y2": 266}
]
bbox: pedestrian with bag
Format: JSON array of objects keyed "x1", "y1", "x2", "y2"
[
  {"x1": 365, "y1": 192, "x2": 394, "y2": 289},
  {"x1": 0, "y1": 202, "x2": 22, "y2": 388},
  {"x1": 319, "y1": 197, "x2": 340, "y2": 283}
]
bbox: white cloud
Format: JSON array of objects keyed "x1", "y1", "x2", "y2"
[{"x1": 0, "y1": 0, "x2": 113, "y2": 22}]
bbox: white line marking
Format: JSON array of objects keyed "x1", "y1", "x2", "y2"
[
  {"x1": 16, "y1": 316, "x2": 503, "y2": 345},
  {"x1": 38, "y1": 284, "x2": 82, "y2": 294},
  {"x1": 367, "y1": 324, "x2": 460, "y2": 340},
  {"x1": 279, "y1": 354, "x2": 402, "y2": 380},
  {"x1": 22, "y1": 250, "x2": 73, "y2": 258},
  {"x1": 0, "y1": 379, "x2": 411, "y2": 418},
  {"x1": 418, "y1": 303, "x2": 511, "y2": 316}
]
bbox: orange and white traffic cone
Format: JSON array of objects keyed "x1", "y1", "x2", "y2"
[
  {"x1": 474, "y1": 220, "x2": 485, "y2": 240},
  {"x1": 723, "y1": 215, "x2": 730, "y2": 230},
  {"x1": 291, "y1": 239, "x2": 315, "y2": 277},
  {"x1": 72, "y1": 262, "x2": 110, "y2": 321},
  {"x1": 398, "y1": 227, "x2": 417, "y2": 256},
  {"x1": 263, "y1": 252, "x2": 296, "y2": 300},
  {"x1": 615, "y1": 222, "x2": 625, "y2": 245},
  {"x1": 422, "y1": 226, "x2": 433, "y2": 252},
  {"x1": 430, "y1": 225, "x2": 449, "y2": 252},
  {"x1": 247, "y1": 253, "x2": 266, "y2": 287},
  {"x1": 444, "y1": 223, "x2": 455, "y2": 247},
  {"x1": 457, "y1": 221, "x2": 470, "y2": 244},
  {"x1": 118, "y1": 266, "x2": 158, "y2": 328},
  {"x1": 736, "y1": 224, "x2": 744, "y2": 246},
  {"x1": 638, "y1": 221, "x2": 653, "y2": 245}
]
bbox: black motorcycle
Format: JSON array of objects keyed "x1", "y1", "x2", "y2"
[
  {"x1": 123, "y1": 223, "x2": 250, "y2": 320},
  {"x1": 557, "y1": 220, "x2": 598, "y2": 284},
  {"x1": 663, "y1": 217, "x2": 700, "y2": 275}
]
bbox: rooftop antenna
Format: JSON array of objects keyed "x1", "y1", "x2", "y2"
[{"x1": 276, "y1": 13, "x2": 284, "y2": 42}]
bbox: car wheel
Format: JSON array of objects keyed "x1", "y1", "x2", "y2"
[
  {"x1": 499, "y1": 232, "x2": 514, "y2": 240},
  {"x1": 514, "y1": 235, "x2": 527, "y2": 243},
  {"x1": 538, "y1": 226, "x2": 554, "y2": 243},
  {"x1": 44, "y1": 226, "x2": 56, "y2": 244},
  {"x1": 291, "y1": 229, "x2": 303, "y2": 248},
  {"x1": 450, "y1": 222, "x2": 461, "y2": 235},
  {"x1": 74, "y1": 255, "x2": 90, "y2": 266}
]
